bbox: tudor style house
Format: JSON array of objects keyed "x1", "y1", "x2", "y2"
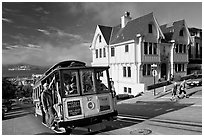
[
  {"x1": 90, "y1": 12, "x2": 192, "y2": 96},
  {"x1": 187, "y1": 27, "x2": 202, "y2": 74},
  {"x1": 160, "y1": 20, "x2": 192, "y2": 80}
]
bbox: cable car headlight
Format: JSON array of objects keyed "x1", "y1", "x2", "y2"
[{"x1": 87, "y1": 101, "x2": 95, "y2": 110}]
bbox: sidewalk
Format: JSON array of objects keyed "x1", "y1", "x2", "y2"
[
  {"x1": 118, "y1": 83, "x2": 174, "y2": 104},
  {"x1": 118, "y1": 81, "x2": 200, "y2": 104}
]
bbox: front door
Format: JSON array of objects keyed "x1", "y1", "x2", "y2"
[{"x1": 161, "y1": 63, "x2": 167, "y2": 79}]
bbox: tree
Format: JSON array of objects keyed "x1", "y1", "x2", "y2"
[
  {"x1": 2, "y1": 78, "x2": 17, "y2": 99},
  {"x1": 22, "y1": 84, "x2": 33, "y2": 97}
]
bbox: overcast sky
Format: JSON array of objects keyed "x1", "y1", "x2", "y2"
[{"x1": 2, "y1": 2, "x2": 202, "y2": 66}]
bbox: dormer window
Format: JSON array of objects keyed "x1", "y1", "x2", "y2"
[
  {"x1": 99, "y1": 35, "x2": 102, "y2": 42},
  {"x1": 179, "y1": 29, "x2": 184, "y2": 36},
  {"x1": 148, "y1": 24, "x2": 153, "y2": 33}
]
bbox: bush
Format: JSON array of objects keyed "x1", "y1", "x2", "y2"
[{"x1": 116, "y1": 94, "x2": 134, "y2": 100}]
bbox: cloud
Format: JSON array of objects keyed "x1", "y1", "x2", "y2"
[
  {"x1": 34, "y1": 6, "x2": 50, "y2": 15},
  {"x1": 49, "y1": 27, "x2": 83, "y2": 40},
  {"x1": 81, "y1": 3, "x2": 140, "y2": 26},
  {"x1": 37, "y1": 27, "x2": 83, "y2": 42},
  {"x1": 2, "y1": 42, "x2": 41, "y2": 51},
  {"x1": 2, "y1": 17, "x2": 13, "y2": 23},
  {"x1": 2, "y1": 41, "x2": 92, "y2": 66},
  {"x1": 26, "y1": 44, "x2": 41, "y2": 49},
  {"x1": 37, "y1": 29, "x2": 50, "y2": 35}
]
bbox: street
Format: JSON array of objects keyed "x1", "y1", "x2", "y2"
[{"x1": 2, "y1": 86, "x2": 202, "y2": 135}]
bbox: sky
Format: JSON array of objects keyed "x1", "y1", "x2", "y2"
[{"x1": 2, "y1": 2, "x2": 202, "y2": 67}]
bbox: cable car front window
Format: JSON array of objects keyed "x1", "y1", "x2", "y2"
[
  {"x1": 80, "y1": 70, "x2": 95, "y2": 94},
  {"x1": 95, "y1": 69, "x2": 109, "y2": 93},
  {"x1": 62, "y1": 70, "x2": 79, "y2": 96}
]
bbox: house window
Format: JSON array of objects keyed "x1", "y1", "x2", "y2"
[
  {"x1": 128, "y1": 88, "x2": 131, "y2": 94},
  {"x1": 142, "y1": 64, "x2": 146, "y2": 76},
  {"x1": 175, "y1": 44, "x2": 187, "y2": 54},
  {"x1": 149, "y1": 43, "x2": 153, "y2": 54},
  {"x1": 144, "y1": 42, "x2": 157, "y2": 55},
  {"x1": 143, "y1": 64, "x2": 151, "y2": 76},
  {"x1": 196, "y1": 43, "x2": 199, "y2": 58},
  {"x1": 147, "y1": 64, "x2": 151, "y2": 75},
  {"x1": 103, "y1": 48, "x2": 106, "y2": 57},
  {"x1": 200, "y1": 47, "x2": 202, "y2": 58},
  {"x1": 99, "y1": 35, "x2": 102, "y2": 42},
  {"x1": 124, "y1": 87, "x2": 127, "y2": 93},
  {"x1": 179, "y1": 44, "x2": 183, "y2": 53},
  {"x1": 153, "y1": 43, "x2": 157, "y2": 55},
  {"x1": 96, "y1": 49, "x2": 98, "y2": 58},
  {"x1": 99, "y1": 48, "x2": 102, "y2": 58},
  {"x1": 179, "y1": 30, "x2": 184, "y2": 36},
  {"x1": 123, "y1": 66, "x2": 131, "y2": 77},
  {"x1": 123, "y1": 67, "x2": 126, "y2": 77},
  {"x1": 148, "y1": 24, "x2": 153, "y2": 33},
  {"x1": 175, "y1": 44, "x2": 179, "y2": 53},
  {"x1": 144, "y1": 42, "x2": 148, "y2": 54},
  {"x1": 125, "y1": 44, "x2": 129, "y2": 52},
  {"x1": 127, "y1": 67, "x2": 131, "y2": 77},
  {"x1": 111, "y1": 47, "x2": 115, "y2": 57},
  {"x1": 183, "y1": 44, "x2": 186, "y2": 53},
  {"x1": 175, "y1": 64, "x2": 185, "y2": 72},
  {"x1": 188, "y1": 46, "x2": 192, "y2": 58}
]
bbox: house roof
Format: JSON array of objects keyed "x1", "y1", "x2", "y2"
[
  {"x1": 98, "y1": 12, "x2": 163, "y2": 45},
  {"x1": 188, "y1": 27, "x2": 202, "y2": 33},
  {"x1": 160, "y1": 20, "x2": 186, "y2": 42},
  {"x1": 110, "y1": 12, "x2": 156, "y2": 44},
  {"x1": 98, "y1": 25, "x2": 112, "y2": 44}
]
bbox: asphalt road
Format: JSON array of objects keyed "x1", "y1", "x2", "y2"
[
  {"x1": 99, "y1": 86, "x2": 202, "y2": 135},
  {"x1": 2, "y1": 86, "x2": 202, "y2": 135}
]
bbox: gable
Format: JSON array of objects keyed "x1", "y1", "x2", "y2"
[
  {"x1": 160, "y1": 20, "x2": 192, "y2": 44},
  {"x1": 110, "y1": 12, "x2": 164, "y2": 45},
  {"x1": 98, "y1": 25, "x2": 112, "y2": 44},
  {"x1": 91, "y1": 12, "x2": 166, "y2": 48}
]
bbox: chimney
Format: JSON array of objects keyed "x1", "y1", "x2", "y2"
[{"x1": 121, "y1": 11, "x2": 132, "y2": 28}]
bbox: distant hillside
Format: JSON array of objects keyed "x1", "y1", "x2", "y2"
[{"x1": 2, "y1": 64, "x2": 49, "y2": 78}]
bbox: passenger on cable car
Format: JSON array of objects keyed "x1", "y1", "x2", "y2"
[
  {"x1": 64, "y1": 75, "x2": 77, "y2": 96},
  {"x1": 96, "y1": 79, "x2": 108, "y2": 92}
]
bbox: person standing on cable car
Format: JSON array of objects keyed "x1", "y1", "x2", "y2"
[
  {"x1": 41, "y1": 76, "x2": 56, "y2": 129},
  {"x1": 39, "y1": 89, "x2": 46, "y2": 125}
]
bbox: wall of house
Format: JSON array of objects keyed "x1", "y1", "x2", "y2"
[
  {"x1": 138, "y1": 24, "x2": 161, "y2": 87},
  {"x1": 171, "y1": 24, "x2": 189, "y2": 77},
  {"x1": 109, "y1": 41, "x2": 135, "y2": 64},
  {"x1": 106, "y1": 40, "x2": 146, "y2": 95},
  {"x1": 160, "y1": 43, "x2": 172, "y2": 80},
  {"x1": 109, "y1": 63, "x2": 144, "y2": 95},
  {"x1": 91, "y1": 27, "x2": 109, "y2": 66},
  {"x1": 139, "y1": 66, "x2": 160, "y2": 89},
  {"x1": 189, "y1": 36, "x2": 202, "y2": 59}
]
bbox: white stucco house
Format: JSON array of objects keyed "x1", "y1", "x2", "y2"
[{"x1": 90, "y1": 12, "x2": 192, "y2": 96}]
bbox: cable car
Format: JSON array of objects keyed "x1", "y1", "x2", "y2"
[{"x1": 32, "y1": 60, "x2": 117, "y2": 133}]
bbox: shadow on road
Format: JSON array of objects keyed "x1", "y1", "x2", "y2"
[
  {"x1": 35, "y1": 132, "x2": 58, "y2": 135},
  {"x1": 101, "y1": 100, "x2": 194, "y2": 132},
  {"x1": 187, "y1": 90, "x2": 201, "y2": 97},
  {"x1": 3, "y1": 103, "x2": 35, "y2": 121}
]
